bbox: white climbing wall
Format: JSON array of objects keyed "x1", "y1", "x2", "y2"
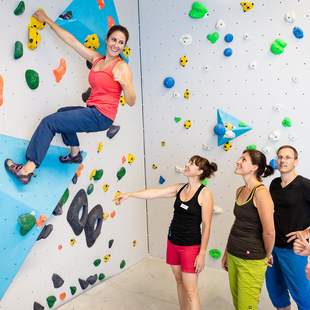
[
  {"x1": 140, "y1": 0, "x2": 310, "y2": 265},
  {"x1": 0, "y1": 0, "x2": 147, "y2": 309}
]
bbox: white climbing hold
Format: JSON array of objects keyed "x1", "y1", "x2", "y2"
[
  {"x1": 268, "y1": 130, "x2": 281, "y2": 142},
  {"x1": 202, "y1": 65, "x2": 210, "y2": 72},
  {"x1": 272, "y1": 104, "x2": 283, "y2": 112},
  {"x1": 243, "y1": 33, "x2": 250, "y2": 40},
  {"x1": 172, "y1": 91, "x2": 180, "y2": 98},
  {"x1": 175, "y1": 166, "x2": 185, "y2": 173},
  {"x1": 215, "y1": 19, "x2": 226, "y2": 30},
  {"x1": 248, "y1": 61, "x2": 257, "y2": 70},
  {"x1": 284, "y1": 11, "x2": 296, "y2": 23},
  {"x1": 291, "y1": 76, "x2": 299, "y2": 83},
  {"x1": 179, "y1": 34, "x2": 192, "y2": 46},
  {"x1": 213, "y1": 205, "x2": 223, "y2": 214},
  {"x1": 224, "y1": 130, "x2": 236, "y2": 139}
]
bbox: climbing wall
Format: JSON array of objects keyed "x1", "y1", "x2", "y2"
[
  {"x1": 0, "y1": 0, "x2": 147, "y2": 309},
  {"x1": 140, "y1": 0, "x2": 310, "y2": 265}
]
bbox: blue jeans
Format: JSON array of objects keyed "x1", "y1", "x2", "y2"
[
  {"x1": 266, "y1": 247, "x2": 310, "y2": 310},
  {"x1": 26, "y1": 106, "x2": 112, "y2": 167}
]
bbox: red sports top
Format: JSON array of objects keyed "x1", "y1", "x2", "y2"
[{"x1": 87, "y1": 56, "x2": 123, "y2": 121}]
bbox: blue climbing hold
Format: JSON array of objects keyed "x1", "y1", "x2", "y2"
[
  {"x1": 223, "y1": 48, "x2": 233, "y2": 57},
  {"x1": 213, "y1": 124, "x2": 226, "y2": 136},
  {"x1": 163, "y1": 77, "x2": 175, "y2": 88},
  {"x1": 224, "y1": 33, "x2": 234, "y2": 43},
  {"x1": 159, "y1": 176, "x2": 166, "y2": 184},
  {"x1": 293, "y1": 27, "x2": 304, "y2": 39},
  {"x1": 269, "y1": 159, "x2": 278, "y2": 170}
]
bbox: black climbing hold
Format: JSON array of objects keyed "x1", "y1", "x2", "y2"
[
  {"x1": 86, "y1": 60, "x2": 93, "y2": 70},
  {"x1": 37, "y1": 224, "x2": 53, "y2": 241},
  {"x1": 82, "y1": 87, "x2": 91, "y2": 102},
  {"x1": 108, "y1": 239, "x2": 114, "y2": 249},
  {"x1": 106, "y1": 125, "x2": 120, "y2": 139},
  {"x1": 52, "y1": 204, "x2": 63, "y2": 216},
  {"x1": 84, "y1": 204, "x2": 103, "y2": 248},
  {"x1": 33, "y1": 301, "x2": 45, "y2": 310},
  {"x1": 78, "y1": 278, "x2": 89, "y2": 290},
  {"x1": 87, "y1": 274, "x2": 98, "y2": 285},
  {"x1": 72, "y1": 173, "x2": 78, "y2": 184},
  {"x1": 52, "y1": 273, "x2": 64, "y2": 288},
  {"x1": 59, "y1": 11, "x2": 72, "y2": 20},
  {"x1": 67, "y1": 189, "x2": 88, "y2": 236}
]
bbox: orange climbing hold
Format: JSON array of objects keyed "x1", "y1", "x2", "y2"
[
  {"x1": 59, "y1": 292, "x2": 66, "y2": 301},
  {"x1": 36, "y1": 214, "x2": 47, "y2": 227},
  {"x1": 97, "y1": 0, "x2": 105, "y2": 9},
  {"x1": 53, "y1": 58, "x2": 66, "y2": 83},
  {"x1": 108, "y1": 16, "x2": 115, "y2": 29},
  {"x1": 0, "y1": 74, "x2": 4, "y2": 106},
  {"x1": 110, "y1": 210, "x2": 116, "y2": 218}
]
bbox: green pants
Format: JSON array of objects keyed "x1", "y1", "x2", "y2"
[{"x1": 227, "y1": 253, "x2": 267, "y2": 310}]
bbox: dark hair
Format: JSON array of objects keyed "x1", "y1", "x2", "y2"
[
  {"x1": 276, "y1": 145, "x2": 298, "y2": 159},
  {"x1": 243, "y1": 150, "x2": 274, "y2": 181},
  {"x1": 189, "y1": 155, "x2": 217, "y2": 180},
  {"x1": 107, "y1": 25, "x2": 129, "y2": 44}
]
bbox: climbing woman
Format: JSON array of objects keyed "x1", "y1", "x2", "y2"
[
  {"x1": 115, "y1": 155, "x2": 217, "y2": 310},
  {"x1": 5, "y1": 9, "x2": 136, "y2": 184}
]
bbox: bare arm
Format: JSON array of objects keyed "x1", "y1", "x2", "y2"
[
  {"x1": 113, "y1": 62, "x2": 136, "y2": 106},
  {"x1": 254, "y1": 187, "x2": 275, "y2": 258},
  {"x1": 33, "y1": 9, "x2": 100, "y2": 62}
]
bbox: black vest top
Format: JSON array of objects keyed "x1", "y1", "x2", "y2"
[
  {"x1": 227, "y1": 184, "x2": 266, "y2": 259},
  {"x1": 168, "y1": 184, "x2": 205, "y2": 246}
]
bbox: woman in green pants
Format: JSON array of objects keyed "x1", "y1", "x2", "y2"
[{"x1": 222, "y1": 149, "x2": 275, "y2": 310}]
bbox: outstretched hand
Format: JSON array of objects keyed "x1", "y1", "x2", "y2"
[{"x1": 33, "y1": 9, "x2": 49, "y2": 23}]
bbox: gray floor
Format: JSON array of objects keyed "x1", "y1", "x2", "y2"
[{"x1": 58, "y1": 256, "x2": 297, "y2": 310}]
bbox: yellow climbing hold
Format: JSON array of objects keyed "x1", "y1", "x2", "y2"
[
  {"x1": 127, "y1": 153, "x2": 135, "y2": 164},
  {"x1": 97, "y1": 142, "x2": 103, "y2": 153},
  {"x1": 84, "y1": 33, "x2": 100, "y2": 50},
  {"x1": 120, "y1": 95, "x2": 126, "y2": 106},
  {"x1": 102, "y1": 183, "x2": 110, "y2": 192}
]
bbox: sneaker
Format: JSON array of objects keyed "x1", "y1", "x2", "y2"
[
  {"x1": 4, "y1": 159, "x2": 33, "y2": 185},
  {"x1": 59, "y1": 152, "x2": 83, "y2": 164}
]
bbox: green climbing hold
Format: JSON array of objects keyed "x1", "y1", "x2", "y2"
[
  {"x1": 246, "y1": 144, "x2": 257, "y2": 150},
  {"x1": 14, "y1": 41, "x2": 23, "y2": 59},
  {"x1": 238, "y1": 121, "x2": 247, "y2": 127},
  {"x1": 207, "y1": 32, "x2": 219, "y2": 44},
  {"x1": 271, "y1": 39, "x2": 287, "y2": 55},
  {"x1": 189, "y1": 2, "x2": 208, "y2": 19},
  {"x1": 200, "y1": 178, "x2": 208, "y2": 186},
  {"x1": 59, "y1": 188, "x2": 69, "y2": 206},
  {"x1": 93, "y1": 169, "x2": 104, "y2": 181},
  {"x1": 25, "y1": 69, "x2": 39, "y2": 89},
  {"x1": 87, "y1": 183, "x2": 94, "y2": 195},
  {"x1": 70, "y1": 286, "x2": 77, "y2": 295},
  {"x1": 174, "y1": 117, "x2": 182, "y2": 123},
  {"x1": 209, "y1": 248, "x2": 222, "y2": 260},
  {"x1": 14, "y1": 1, "x2": 25, "y2": 16},
  {"x1": 282, "y1": 117, "x2": 292, "y2": 127},
  {"x1": 117, "y1": 167, "x2": 126, "y2": 181},
  {"x1": 99, "y1": 273, "x2": 106, "y2": 281},
  {"x1": 120, "y1": 259, "x2": 126, "y2": 269},
  {"x1": 46, "y1": 295, "x2": 57, "y2": 308},
  {"x1": 18, "y1": 213, "x2": 36, "y2": 236},
  {"x1": 93, "y1": 258, "x2": 101, "y2": 267}
]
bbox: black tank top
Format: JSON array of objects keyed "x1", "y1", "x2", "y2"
[
  {"x1": 168, "y1": 183, "x2": 205, "y2": 246},
  {"x1": 227, "y1": 184, "x2": 266, "y2": 259}
]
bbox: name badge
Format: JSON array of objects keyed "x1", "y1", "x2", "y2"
[{"x1": 180, "y1": 203, "x2": 189, "y2": 210}]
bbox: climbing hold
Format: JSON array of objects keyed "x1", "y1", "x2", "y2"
[
  {"x1": 209, "y1": 248, "x2": 222, "y2": 259},
  {"x1": 184, "y1": 120, "x2": 192, "y2": 129},
  {"x1": 159, "y1": 176, "x2": 166, "y2": 184},
  {"x1": 270, "y1": 39, "x2": 287, "y2": 55},
  {"x1": 0, "y1": 74, "x2": 3, "y2": 107},
  {"x1": 120, "y1": 259, "x2": 126, "y2": 269},
  {"x1": 93, "y1": 258, "x2": 101, "y2": 267},
  {"x1": 207, "y1": 32, "x2": 219, "y2": 44},
  {"x1": 97, "y1": 142, "x2": 103, "y2": 153},
  {"x1": 273, "y1": 104, "x2": 283, "y2": 112},
  {"x1": 84, "y1": 205, "x2": 103, "y2": 248},
  {"x1": 114, "y1": 191, "x2": 121, "y2": 203},
  {"x1": 172, "y1": 91, "x2": 181, "y2": 98},
  {"x1": 213, "y1": 205, "x2": 223, "y2": 214},
  {"x1": 53, "y1": 58, "x2": 67, "y2": 83},
  {"x1": 27, "y1": 26, "x2": 41, "y2": 50},
  {"x1": 202, "y1": 65, "x2": 210, "y2": 72},
  {"x1": 175, "y1": 166, "x2": 184, "y2": 173},
  {"x1": 82, "y1": 87, "x2": 91, "y2": 102},
  {"x1": 86, "y1": 184, "x2": 94, "y2": 195},
  {"x1": 238, "y1": 121, "x2": 247, "y2": 127},
  {"x1": 200, "y1": 178, "x2": 208, "y2": 186},
  {"x1": 163, "y1": 77, "x2": 175, "y2": 88},
  {"x1": 103, "y1": 254, "x2": 111, "y2": 262},
  {"x1": 223, "y1": 48, "x2": 233, "y2": 57},
  {"x1": 223, "y1": 141, "x2": 232, "y2": 151},
  {"x1": 224, "y1": 33, "x2": 234, "y2": 43},
  {"x1": 246, "y1": 144, "x2": 257, "y2": 150},
  {"x1": 84, "y1": 34, "x2": 100, "y2": 50},
  {"x1": 59, "y1": 10, "x2": 73, "y2": 20},
  {"x1": 248, "y1": 61, "x2": 257, "y2": 70},
  {"x1": 25, "y1": 69, "x2": 39, "y2": 90},
  {"x1": 179, "y1": 55, "x2": 188, "y2": 67},
  {"x1": 269, "y1": 159, "x2": 278, "y2": 170},
  {"x1": 18, "y1": 213, "x2": 36, "y2": 236},
  {"x1": 282, "y1": 117, "x2": 292, "y2": 127},
  {"x1": 46, "y1": 295, "x2": 57, "y2": 308},
  {"x1": 183, "y1": 89, "x2": 190, "y2": 99},
  {"x1": 108, "y1": 239, "x2": 114, "y2": 248},
  {"x1": 189, "y1": 2, "x2": 208, "y2": 19},
  {"x1": 99, "y1": 273, "x2": 106, "y2": 281},
  {"x1": 293, "y1": 27, "x2": 304, "y2": 39},
  {"x1": 132, "y1": 240, "x2": 137, "y2": 247},
  {"x1": 29, "y1": 16, "x2": 46, "y2": 30},
  {"x1": 224, "y1": 130, "x2": 236, "y2": 139},
  {"x1": 78, "y1": 278, "x2": 89, "y2": 290},
  {"x1": 110, "y1": 210, "x2": 116, "y2": 218},
  {"x1": 52, "y1": 273, "x2": 64, "y2": 289},
  {"x1": 87, "y1": 274, "x2": 98, "y2": 285},
  {"x1": 14, "y1": 1, "x2": 25, "y2": 15},
  {"x1": 127, "y1": 153, "x2": 135, "y2": 164},
  {"x1": 106, "y1": 124, "x2": 120, "y2": 139},
  {"x1": 268, "y1": 130, "x2": 280, "y2": 142},
  {"x1": 93, "y1": 169, "x2": 104, "y2": 181},
  {"x1": 37, "y1": 224, "x2": 53, "y2": 241},
  {"x1": 53, "y1": 188, "x2": 69, "y2": 215},
  {"x1": 14, "y1": 41, "x2": 23, "y2": 59},
  {"x1": 33, "y1": 301, "x2": 45, "y2": 310},
  {"x1": 161, "y1": 141, "x2": 166, "y2": 147},
  {"x1": 240, "y1": 2, "x2": 254, "y2": 12},
  {"x1": 69, "y1": 238, "x2": 77, "y2": 246},
  {"x1": 213, "y1": 124, "x2": 226, "y2": 136},
  {"x1": 123, "y1": 46, "x2": 131, "y2": 58},
  {"x1": 108, "y1": 16, "x2": 115, "y2": 29},
  {"x1": 70, "y1": 286, "x2": 77, "y2": 295},
  {"x1": 291, "y1": 76, "x2": 299, "y2": 84},
  {"x1": 243, "y1": 33, "x2": 250, "y2": 40},
  {"x1": 284, "y1": 11, "x2": 296, "y2": 24},
  {"x1": 179, "y1": 34, "x2": 192, "y2": 46},
  {"x1": 102, "y1": 212, "x2": 109, "y2": 221},
  {"x1": 152, "y1": 163, "x2": 158, "y2": 169},
  {"x1": 119, "y1": 95, "x2": 126, "y2": 106},
  {"x1": 102, "y1": 183, "x2": 110, "y2": 192},
  {"x1": 36, "y1": 214, "x2": 47, "y2": 227},
  {"x1": 174, "y1": 117, "x2": 182, "y2": 123},
  {"x1": 215, "y1": 19, "x2": 225, "y2": 30},
  {"x1": 59, "y1": 292, "x2": 66, "y2": 301},
  {"x1": 117, "y1": 167, "x2": 126, "y2": 181}
]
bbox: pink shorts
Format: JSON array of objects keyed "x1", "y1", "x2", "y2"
[{"x1": 166, "y1": 239, "x2": 200, "y2": 273}]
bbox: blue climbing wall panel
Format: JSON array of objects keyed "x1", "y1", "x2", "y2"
[{"x1": 0, "y1": 134, "x2": 83, "y2": 299}]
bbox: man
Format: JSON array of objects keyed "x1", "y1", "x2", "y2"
[{"x1": 266, "y1": 145, "x2": 310, "y2": 310}]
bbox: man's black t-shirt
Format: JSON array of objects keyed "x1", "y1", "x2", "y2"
[{"x1": 270, "y1": 175, "x2": 310, "y2": 248}]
